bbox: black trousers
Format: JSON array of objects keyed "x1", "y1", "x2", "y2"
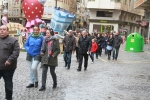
[
  {"x1": 78, "y1": 53, "x2": 88, "y2": 70},
  {"x1": 107, "y1": 50, "x2": 112, "y2": 59},
  {"x1": 76, "y1": 47, "x2": 79, "y2": 60},
  {"x1": 96, "y1": 45, "x2": 102, "y2": 57},
  {"x1": 41, "y1": 65, "x2": 57, "y2": 87},
  {"x1": 0, "y1": 69, "x2": 15, "y2": 100}
]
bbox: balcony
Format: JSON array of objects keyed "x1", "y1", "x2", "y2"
[
  {"x1": 135, "y1": 0, "x2": 150, "y2": 9},
  {"x1": 87, "y1": 0, "x2": 121, "y2": 10}
]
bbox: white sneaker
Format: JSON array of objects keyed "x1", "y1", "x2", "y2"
[{"x1": 91, "y1": 62, "x2": 94, "y2": 64}]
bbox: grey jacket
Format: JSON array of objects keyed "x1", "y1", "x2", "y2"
[
  {"x1": 0, "y1": 35, "x2": 20, "y2": 70},
  {"x1": 63, "y1": 35, "x2": 76, "y2": 52}
]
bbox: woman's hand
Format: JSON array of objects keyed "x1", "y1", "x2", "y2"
[{"x1": 40, "y1": 52, "x2": 44, "y2": 56}]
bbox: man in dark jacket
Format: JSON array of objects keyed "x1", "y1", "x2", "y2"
[
  {"x1": 112, "y1": 31, "x2": 122, "y2": 60},
  {"x1": 0, "y1": 25, "x2": 20, "y2": 100},
  {"x1": 77, "y1": 30, "x2": 91, "y2": 71},
  {"x1": 63, "y1": 30, "x2": 76, "y2": 69}
]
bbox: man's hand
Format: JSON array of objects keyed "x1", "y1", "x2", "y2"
[{"x1": 5, "y1": 61, "x2": 11, "y2": 66}]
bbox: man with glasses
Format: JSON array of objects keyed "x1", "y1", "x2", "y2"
[{"x1": 0, "y1": 25, "x2": 20, "y2": 100}]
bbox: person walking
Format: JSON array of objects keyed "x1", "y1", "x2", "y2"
[
  {"x1": 24, "y1": 25, "x2": 44, "y2": 88},
  {"x1": 0, "y1": 25, "x2": 20, "y2": 100},
  {"x1": 90, "y1": 39, "x2": 98, "y2": 63},
  {"x1": 63, "y1": 30, "x2": 76, "y2": 69},
  {"x1": 106, "y1": 34, "x2": 113, "y2": 60},
  {"x1": 75, "y1": 32, "x2": 81, "y2": 62},
  {"x1": 96, "y1": 33, "x2": 102, "y2": 58},
  {"x1": 112, "y1": 31, "x2": 122, "y2": 60},
  {"x1": 77, "y1": 30, "x2": 91, "y2": 71},
  {"x1": 104, "y1": 33, "x2": 109, "y2": 55},
  {"x1": 39, "y1": 29, "x2": 60, "y2": 91}
]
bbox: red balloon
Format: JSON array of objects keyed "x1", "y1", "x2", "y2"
[{"x1": 22, "y1": 0, "x2": 44, "y2": 21}]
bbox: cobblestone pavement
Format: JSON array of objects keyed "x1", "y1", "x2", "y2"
[{"x1": 1, "y1": 44, "x2": 150, "y2": 100}]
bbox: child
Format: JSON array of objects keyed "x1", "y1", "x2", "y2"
[{"x1": 90, "y1": 38, "x2": 98, "y2": 63}]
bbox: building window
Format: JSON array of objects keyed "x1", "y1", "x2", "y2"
[
  {"x1": 115, "y1": 0, "x2": 121, "y2": 2},
  {"x1": 129, "y1": 0, "x2": 131, "y2": 6},
  {"x1": 125, "y1": 0, "x2": 127, "y2": 5},
  {"x1": 88, "y1": 0, "x2": 95, "y2": 1},
  {"x1": 96, "y1": 11, "x2": 113, "y2": 17}
]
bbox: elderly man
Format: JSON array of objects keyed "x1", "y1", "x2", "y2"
[
  {"x1": 77, "y1": 30, "x2": 91, "y2": 71},
  {"x1": 0, "y1": 25, "x2": 20, "y2": 100},
  {"x1": 63, "y1": 30, "x2": 76, "y2": 69}
]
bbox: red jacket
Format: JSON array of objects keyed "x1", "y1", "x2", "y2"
[{"x1": 90, "y1": 42, "x2": 98, "y2": 53}]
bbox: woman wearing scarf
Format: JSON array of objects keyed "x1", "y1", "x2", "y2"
[
  {"x1": 24, "y1": 26, "x2": 44, "y2": 88},
  {"x1": 39, "y1": 29, "x2": 60, "y2": 91}
]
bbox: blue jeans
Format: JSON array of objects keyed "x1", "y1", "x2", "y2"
[
  {"x1": 90, "y1": 52, "x2": 94, "y2": 62},
  {"x1": 112, "y1": 48, "x2": 120, "y2": 59},
  {"x1": 28, "y1": 58, "x2": 40, "y2": 84},
  {"x1": 64, "y1": 51, "x2": 72, "y2": 68}
]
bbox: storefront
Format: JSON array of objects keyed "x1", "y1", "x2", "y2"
[
  {"x1": 89, "y1": 19, "x2": 141, "y2": 35},
  {"x1": 89, "y1": 19, "x2": 119, "y2": 33}
]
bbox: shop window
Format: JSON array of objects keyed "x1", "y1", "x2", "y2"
[{"x1": 96, "y1": 11, "x2": 113, "y2": 17}]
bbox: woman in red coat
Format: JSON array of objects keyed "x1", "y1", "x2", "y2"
[{"x1": 90, "y1": 39, "x2": 98, "y2": 63}]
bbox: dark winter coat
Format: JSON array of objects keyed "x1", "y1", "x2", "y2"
[
  {"x1": 113, "y1": 35, "x2": 122, "y2": 49},
  {"x1": 0, "y1": 35, "x2": 20, "y2": 70},
  {"x1": 78, "y1": 36, "x2": 91, "y2": 54},
  {"x1": 107, "y1": 38, "x2": 113, "y2": 46}
]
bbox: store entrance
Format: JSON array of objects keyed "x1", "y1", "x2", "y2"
[{"x1": 93, "y1": 24, "x2": 114, "y2": 33}]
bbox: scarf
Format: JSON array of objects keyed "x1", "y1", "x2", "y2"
[
  {"x1": 44, "y1": 36, "x2": 56, "y2": 58},
  {"x1": 31, "y1": 32, "x2": 41, "y2": 38}
]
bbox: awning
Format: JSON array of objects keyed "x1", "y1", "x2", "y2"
[{"x1": 135, "y1": 0, "x2": 150, "y2": 9}]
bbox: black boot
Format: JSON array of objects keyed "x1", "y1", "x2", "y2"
[
  {"x1": 53, "y1": 83, "x2": 57, "y2": 89},
  {"x1": 39, "y1": 86, "x2": 46, "y2": 91},
  {"x1": 26, "y1": 84, "x2": 34, "y2": 88},
  {"x1": 35, "y1": 82, "x2": 38, "y2": 88}
]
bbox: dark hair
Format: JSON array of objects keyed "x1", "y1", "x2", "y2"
[
  {"x1": 50, "y1": 28, "x2": 54, "y2": 35},
  {"x1": 33, "y1": 25, "x2": 40, "y2": 29}
]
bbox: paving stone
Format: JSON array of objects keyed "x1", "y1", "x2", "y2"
[{"x1": 0, "y1": 44, "x2": 150, "y2": 100}]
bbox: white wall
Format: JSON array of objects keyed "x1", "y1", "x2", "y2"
[
  {"x1": 89, "y1": 9, "x2": 121, "y2": 20},
  {"x1": 89, "y1": 22, "x2": 118, "y2": 33},
  {"x1": 87, "y1": 0, "x2": 115, "y2": 9}
]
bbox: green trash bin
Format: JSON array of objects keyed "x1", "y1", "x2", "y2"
[{"x1": 125, "y1": 33, "x2": 144, "y2": 52}]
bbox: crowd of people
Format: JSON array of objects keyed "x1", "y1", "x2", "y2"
[
  {"x1": 63, "y1": 29, "x2": 123, "y2": 71},
  {"x1": 0, "y1": 24, "x2": 123, "y2": 100}
]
